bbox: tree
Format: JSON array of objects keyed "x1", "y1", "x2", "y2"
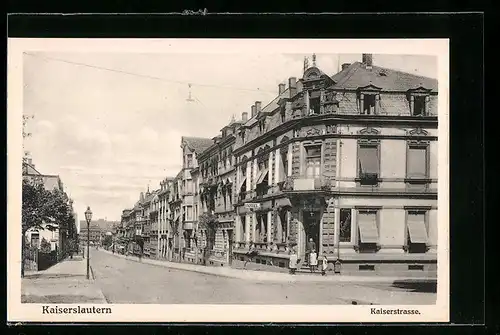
[
  {"x1": 199, "y1": 212, "x2": 219, "y2": 265},
  {"x1": 102, "y1": 235, "x2": 112, "y2": 248},
  {"x1": 21, "y1": 178, "x2": 75, "y2": 277},
  {"x1": 39, "y1": 238, "x2": 51, "y2": 253}
]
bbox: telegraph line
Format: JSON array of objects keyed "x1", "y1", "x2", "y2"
[{"x1": 23, "y1": 52, "x2": 278, "y2": 95}]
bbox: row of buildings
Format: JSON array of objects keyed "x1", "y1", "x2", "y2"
[
  {"x1": 79, "y1": 218, "x2": 120, "y2": 245},
  {"x1": 22, "y1": 157, "x2": 79, "y2": 253},
  {"x1": 116, "y1": 54, "x2": 439, "y2": 275}
]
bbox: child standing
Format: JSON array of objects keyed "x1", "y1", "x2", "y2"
[
  {"x1": 321, "y1": 254, "x2": 328, "y2": 276},
  {"x1": 309, "y1": 249, "x2": 318, "y2": 273},
  {"x1": 289, "y1": 248, "x2": 298, "y2": 275}
]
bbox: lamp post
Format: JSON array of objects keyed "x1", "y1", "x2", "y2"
[{"x1": 85, "y1": 206, "x2": 93, "y2": 280}]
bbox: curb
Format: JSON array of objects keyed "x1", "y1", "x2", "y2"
[{"x1": 100, "y1": 249, "x2": 434, "y2": 285}]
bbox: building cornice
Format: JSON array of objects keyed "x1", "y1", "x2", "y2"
[{"x1": 233, "y1": 114, "x2": 437, "y2": 155}]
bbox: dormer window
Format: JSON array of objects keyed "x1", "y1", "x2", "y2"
[
  {"x1": 186, "y1": 154, "x2": 193, "y2": 168},
  {"x1": 413, "y1": 95, "x2": 427, "y2": 116},
  {"x1": 280, "y1": 105, "x2": 286, "y2": 122},
  {"x1": 408, "y1": 87, "x2": 432, "y2": 117},
  {"x1": 259, "y1": 119, "x2": 266, "y2": 133},
  {"x1": 362, "y1": 94, "x2": 376, "y2": 115},
  {"x1": 358, "y1": 85, "x2": 382, "y2": 115},
  {"x1": 240, "y1": 129, "x2": 246, "y2": 143},
  {"x1": 308, "y1": 91, "x2": 321, "y2": 115}
]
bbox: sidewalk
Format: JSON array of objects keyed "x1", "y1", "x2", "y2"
[
  {"x1": 102, "y1": 249, "x2": 435, "y2": 285},
  {"x1": 22, "y1": 255, "x2": 107, "y2": 304}
]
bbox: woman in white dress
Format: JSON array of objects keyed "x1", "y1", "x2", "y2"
[{"x1": 309, "y1": 249, "x2": 318, "y2": 273}]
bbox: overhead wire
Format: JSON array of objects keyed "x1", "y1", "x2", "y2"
[{"x1": 23, "y1": 52, "x2": 278, "y2": 95}]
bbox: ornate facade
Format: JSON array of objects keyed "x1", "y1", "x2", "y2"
[{"x1": 232, "y1": 54, "x2": 438, "y2": 274}]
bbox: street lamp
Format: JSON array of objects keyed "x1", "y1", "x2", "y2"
[{"x1": 85, "y1": 206, "x2": 93, "y2": 280}]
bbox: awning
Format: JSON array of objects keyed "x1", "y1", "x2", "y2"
[
  {"x1": 238, "y1": 176, "x2": 247, "y2": 191},
  {"x1": 275, "y1": 198, "x2": 292, "y2": 208},
  {"x1": 358, "y1": 147, "x2": 379, "y2": 174},
  {"x1": 256, "y1": 168, "x2": 269, "y2": 185},
  {"x1": 358, "y1": 213, "x2": 379, "y2": 243},
  {"x1": 407, "y1": 215, "x2": 428, "y2": 243}
]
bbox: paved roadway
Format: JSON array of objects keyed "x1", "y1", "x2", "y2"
[{"x1": 90, "y1": 249, "x2": 435, "y2": 305}]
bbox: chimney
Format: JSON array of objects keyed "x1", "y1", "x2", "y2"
[
  {"x1": 242, "y1": 111, "x2": 248, "y2": 122},
  {"x1": 288, "y1": 77, "x2": 297, "y2": 98},
  {"x1": 255, "y1": 101, "x2": 262, "y2": 114},
  {"x1": 278, "y1": 83, "x2": 286, "y2": 94},
  {"x1": 251, "y1": 105, "x2": 257, "y2": 118},
  {"x1": 362, "y1": 54, "x2": 373, "y2": 67},
  {"x1": 341, "y1": 63, "x2": 351, "y2": 70}
]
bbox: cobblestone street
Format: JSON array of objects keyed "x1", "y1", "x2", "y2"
[{"x1": 90, "y1": 249, "x2": 436, "y2": 305}]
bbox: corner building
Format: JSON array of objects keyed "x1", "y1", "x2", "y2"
[{"x1": 232, "y1": 54, "x2": 438, "y2": 275}]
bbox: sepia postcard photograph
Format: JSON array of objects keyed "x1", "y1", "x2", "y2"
[{"x1": 7, "y1": 38, "x2": 450, "y2": 323}]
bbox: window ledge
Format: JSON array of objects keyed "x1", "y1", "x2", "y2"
[{"x1": 404, "y1": 178, "x2": 431, "y2": 184}]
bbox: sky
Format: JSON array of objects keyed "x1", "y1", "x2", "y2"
[{"x1": 22, "y1": 51, "x2": 437, "y2": 222}]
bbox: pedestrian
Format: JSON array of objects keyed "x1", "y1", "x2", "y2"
[
  {"x1": 288, "y1": 247, "x2": 299, "y2": 275},
  {"x1": 321, "y1": 254, "x2": 328, "y2": 276},
  {"x1": 244, "y1": 242, "x2": 258, "y2": 268},
  {"x1": 306, "y1": 238, "x2": 316, "y2": 266},
  {"x1": 309, "y1": 249, "x2": 318, "y2": 273}
]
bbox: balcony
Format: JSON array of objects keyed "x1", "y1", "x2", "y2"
[
  {"x1": 281, "y1": 176, "x2": 332, "y2": 192},
  {"x1": 183, "y1": 221, "x2": 194, "y2": 230}
]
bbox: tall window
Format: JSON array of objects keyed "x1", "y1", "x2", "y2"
[
  {"x1": 186, "y1": 206, "x2": 193, "y2": 221},
  {"x1": 279, "y1": 210, "x2": 288, "y2": 243},
  {"x1": 186, "y1": 154, "x2": 193, "y2": 168},
  {"x1": 305, "y1": 145, "x2": 321, "y2": 178},
  {"x1": 362, "y1": 94, "x2": 376, "y2": 115},
  {"x1": 413, "y1": 96, "x2": 427, "y2": 116},
  {"x1": 256, "y1": 214, "x2": 268, "y2": 243},
  {"x1": 309, "y1": 92, "x2": 321, "y2": 115},
  {"x1": 280, "y1": 147, "x2": 289, "y2": 180},
  {"x1": 240, "y1": 215, "x2": 246, "y2": 241},
  {"x1": 280, "y1": 105, "x2": 286, "y2": 122},
  {"x1": 357, "y1": 209, "x2": 379, "y2": 251},
  {"x1": 407, "y1": 145, "x2": 428, "y2": 179},
  {"x1": 406, "y1": 210, "x2": 428, "y2": 253},
  {"x1": 339, "y1": 208, "x2": 352, "y2": 242},
  {"x1": 358, "y1": 144, "x2": 379, "y2": 185}
]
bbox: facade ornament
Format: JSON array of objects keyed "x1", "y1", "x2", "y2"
[
  {"x1": 326, "y1": 125, "x2": 338, "y2": 134},
  {"x1": 358, "y1": 127, "x2": 380, "y2": 135},
  {"x1": 301, "y1": 127, "x2": 323, "y2": 137},
  {"x1": 407, "y1": 127, "x2": 429, "y2": 136}
]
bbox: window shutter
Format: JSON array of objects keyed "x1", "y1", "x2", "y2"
[
  {"x1": 358, "y1": 212, "x2": 378, "y2": 243},
  {"x1": 424, "y1": 95, "x2": 430, "y2": 115},
  {"x1": 407, "y1": 212, "x2": 428, "y2": 243}
]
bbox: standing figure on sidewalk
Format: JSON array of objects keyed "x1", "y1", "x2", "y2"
[
  {"x1": 321, "y1": 254, "x2": 328, "y2": 276},
  {"x1": 244, "y1": 242, "x2": 258, "y2": 268},
  {"x1": 306, "y1": 238, "x2": 316, "y2": 266},
  {"x1": 309, "y1": 249, "x2": 318, "y2": 273},
  {"x1": 288, "y1": 247, "x2": 298, "y2": 275}
]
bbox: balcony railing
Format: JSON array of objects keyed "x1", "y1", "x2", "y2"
[{"x1": 281, "y1": 176, "x2": 332, "y2": 192}]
